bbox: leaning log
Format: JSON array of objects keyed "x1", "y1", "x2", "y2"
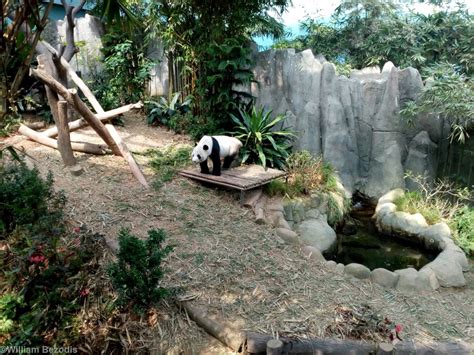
[
  {"x1": 30, "y1": 68, "x2": 122, "y2": 156},
  {"x1": 41, "y1": 102, "x2": 144, "y2": 138},
  {"x1": 40, "y1": 40, "x2": 104, "y2": 114},
  {"x1": 18, "y1": 124, "x2": 107, "y2": 155},
  {"x1": 105, "y1": 124, "x2": 149, "y2": 188}
]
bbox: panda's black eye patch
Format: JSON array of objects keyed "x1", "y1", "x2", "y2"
[
  {"x1": 203, "y1": 145, "x2": 209, "y2": 151},
  {"x1": 197, "y1": 154, "x2": 201, "y2": 160}
]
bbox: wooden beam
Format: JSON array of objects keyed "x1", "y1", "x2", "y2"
[
  {"x1": 41, "y1": 102, "x2": 143, "y2": 138},
  {"x1": 30, "y1": 68, "x2": 122, "y2": 156},
  {"x1": 105, "y1": 124, "x2": 149, "y2": 188},
  {"x1": 18, "y1": 124, "x2": 107, "y2": 155}
]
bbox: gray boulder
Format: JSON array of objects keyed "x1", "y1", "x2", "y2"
[
  {"x1": 421, "y1": 254, "x2": 466, "y2": 287},
  {"x1": 325, "y1": 260, "x2": 337, "y2": 271},
  {"x1": 371, "y1": 268, "x2": 400, "y2": 288},
  {"x1": 416, "y1": 268, "x2": 440, "y2": 292},
  {"x1": 275, "y1": 228, "x2": 299, "y2": 245},
  {"x1": 296, "y1": 215, "x2": 337, "y2": 254},
  {"x1": 335, "y1": 263, "x2": 345, "y2": 275},
  {"x1": 395, "y1": 268, "x2": 419, "y2": 292},
  {"x1": 344, "y1": 263, "x2": 371, "y2": 279},
  {"x1": 302, "y1": 246, "x2": 326, "y2": 263}
]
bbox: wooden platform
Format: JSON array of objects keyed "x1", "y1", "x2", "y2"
[{"x1": 179, "y1": 165, "x2": 286, "y2": 203}]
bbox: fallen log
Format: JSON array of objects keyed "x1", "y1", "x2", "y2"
[
  {"x1": 18, "y1": 124, "x2": 107, "y2": 155},
  {"x1": 177, "y1": 301, "x2": 244, "y2": 352},
  {"x1": 176, "y1": 302, "x2": 472, "y2": 355},
  {"x1": 41, "y1": 102, "x2": 144, "y2": 138},
  {"x1": 244, "y1": 332, "x2": 472, "y2": 354},
  {"x1": 30, "y1": 67, "x2": 121, "y2": 156}
]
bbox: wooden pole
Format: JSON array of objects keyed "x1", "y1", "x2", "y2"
[
  {"x1": 266, "y1": 339, "x2": 283, "y2": 355},
  {"x1": 105, "y1": 124, "x2": 149, "y2": 188},
  {"x1": 41, "y1": 102, "x2": 144, "y2": 138},
  {"x1": 56, "y1": 100, "x2": 76, "y2": 166},
  {"x1": 30, "y1": 68, "x2": 122, "y2": 156},
  {"x1": 18, "y1": 124, "x2": 107, "y2": 155}
]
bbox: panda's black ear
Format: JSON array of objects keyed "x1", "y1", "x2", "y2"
[{"x1": 203, "y1": 145, "x2": 209, "y2": 151}]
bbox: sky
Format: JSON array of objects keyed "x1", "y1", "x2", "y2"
[{"x1": 254, "y1": 0, "x2": 474, "y2": 49}]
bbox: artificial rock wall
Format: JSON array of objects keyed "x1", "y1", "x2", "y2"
[{"x1": 251, "y1": 49, "x2": 442, "y2": 198}]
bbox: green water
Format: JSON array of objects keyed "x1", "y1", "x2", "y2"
[{"x1": 330, "y1": 221, "x2": 437, "y2": 271}]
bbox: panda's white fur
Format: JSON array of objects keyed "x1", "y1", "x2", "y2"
[{"x1": 192, "y1": 135, "x2": 242, "y2": 175}]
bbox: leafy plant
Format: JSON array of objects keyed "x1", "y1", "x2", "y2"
[
  {"x1": 146, "y1": 145, "x2": 193, "y2": 188},
  {"x1": 146, "y1": 93, "x2": 192, "y2": 126},
  {"x1": 395, "y1": 172, "x2": 473, "y2": 254},
  {"x1": 274, "y1": 0, "x2": 473, "y2": 76},
  {"x1": 450, "y1": 206, "x2": 473, "y2": 256},
  {"x1": 196, "y1": 36, "x2": 255, "y2": 133},
  {"x1": 266, "y1": 151, "x2": 343, "y2": 198},
  {"x1": 0, "y1": 162, "x2": 108, "y2": 345},
  {"x1": 90, "y1": 32, "x2": 153, "y2": 110},
  {"x1": 0, "y1": 162, "x2": 65, "y2": 236},
  {"x1": 108, "y1": 229, "x2": 174, "y2": 312},
  {"x1": 400, "y1": 63, "x2": 473, "y2": 143},
  {"x1": 230, "y1": 106, "x2": 294, "y2": 169}
]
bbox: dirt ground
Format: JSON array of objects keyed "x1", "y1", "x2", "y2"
[{"x1": 5, "y1": 113, "x2": 474, "y2": 354}]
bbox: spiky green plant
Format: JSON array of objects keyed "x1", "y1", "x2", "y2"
[{"x1": 230, "y1": 106, "x2": 295, "y2": 169}]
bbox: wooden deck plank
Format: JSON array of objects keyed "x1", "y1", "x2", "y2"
[{"x1": 179, "y1": 165, "x2": 286, "y2": 191}]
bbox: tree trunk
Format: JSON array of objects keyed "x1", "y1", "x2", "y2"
[{"x1": 57, "y1": 100, "x2": 77, "y2": 166}]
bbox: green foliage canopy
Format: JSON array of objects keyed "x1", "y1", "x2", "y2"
[{"x1": 275, "y1": 0, "x2": 474, "y2": 76}]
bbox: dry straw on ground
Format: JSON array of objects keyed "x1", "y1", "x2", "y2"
[{"x1": 7, "y1": 113, "x2": 473, "y2": 353}]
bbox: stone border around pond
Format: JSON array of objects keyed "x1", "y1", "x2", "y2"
[
  {"x1": 374, "y1": 189, "x2": 469, "y2": 291},
  {"x1": 245, "y1": 188, "x2": 469, "y2": 293}
]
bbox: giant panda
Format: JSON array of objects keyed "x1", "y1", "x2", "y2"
[{"x1": 191, "y1": 135, "x2": 242, "y2": 176}]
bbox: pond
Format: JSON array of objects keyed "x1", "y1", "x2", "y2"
[{"x1": 327, "y1": 195, "x2": 438, "y2": 271}]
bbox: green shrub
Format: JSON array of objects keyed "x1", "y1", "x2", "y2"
[
  {"x1": 146, "y1": 93, "x2": 192, "y2": 127},
  {"x1": 0, "y1": 163, "x2": 65, "y2": 236},
  {"x1": 90, "y1": 32, "x2": 153, "y2": 110},
  {"x1": 450, "y1": 206, "x2": 474, "y2": 256},
  {"x1": 394, "y1": 191, "x2": 442, "y2": 224},
  {"x1": 2, "y1": 228, "x2": 106, "y2": 346},
  {"x1": 146, "y1": 145, "x2": 193, "y2": 188},
  {"x1": 108, "y1": 229, "x2": 174, "y2": 312},
  {"x1": 268, "y1": 151, "x2": 342, "y2": 198},
  {"x1": 400, "y1": 63, "x2": 474, "y2": 143},
  {"x1": 396, "y1": 173, "x2": 473, "y2": 255},
  {"x1": 230, "y1": 106, "x2": 295, "y2": 169}
]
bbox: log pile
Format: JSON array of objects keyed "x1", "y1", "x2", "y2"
[{"x1": 21, "y1": 42, "x2": 147, "y2": 187}]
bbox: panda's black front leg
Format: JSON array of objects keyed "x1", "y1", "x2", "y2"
[
  {"x1": 211, "y1": 155, "x2": 221, "y2": 176},
  {"x1": 200, "y1": 161, "x2": 210, "y2": 174}
]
